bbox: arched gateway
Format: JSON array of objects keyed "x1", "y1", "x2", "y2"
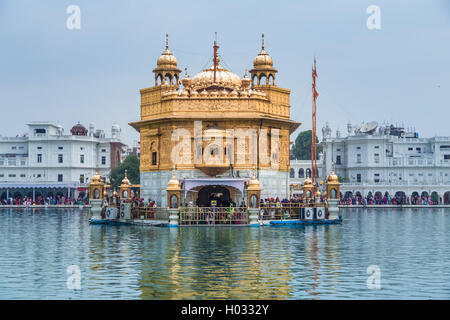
[
  {"x1": 445, "y1": 192, "x2": 450, "y2": 205},
  {"x1": 198, "y1": 186, "x2": 231, "y2": 207}
]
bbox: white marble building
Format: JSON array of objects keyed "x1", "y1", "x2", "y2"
[
  {"x1": 319, "y1": 121, "x2": 450, "y2": 203},
  {"x1": 288, "y1": 159, "x2": 323, "y2": 196},
  {"x1": 0, "y1": 121, "x2": 125, "y2": 201}
]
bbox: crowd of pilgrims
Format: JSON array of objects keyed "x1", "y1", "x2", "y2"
[
  {"x1": 0, "y1": 193, "x2": 444, "y2": 207},
  {"x1": 131, "y1": 196, "x2": 323, "y2": 208},
  {"x1": 1, "y1": 195, "x2": 89, "y2": 206},
  {"x1": 120, "y1": 196, "x2": 158, "y2": 208},
  {"x1": 340, "y1": 193, "x2": 442, "y2": 205}
]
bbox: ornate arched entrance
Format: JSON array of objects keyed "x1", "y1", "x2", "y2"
[
  {"x1": 444, "y1": 191, "x2": 450, "y2": 205},
  {"x1": 197, "y1": 185, "x2": 231, "y2": 207},
  {"x1": 183, "y1": 178, "x2": 247, "y2": 208}
]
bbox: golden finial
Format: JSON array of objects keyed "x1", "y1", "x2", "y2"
[
  {"x1": 248, "y1": 166, "x2": 260, "y2": 189},
  {"x1": 244, "y1": 68, "x2": 248, "y2": 78},
  {"x1": 167, "y1": 165, "x2": 180, "y2": 189},
  {"x1": 165, "y1": 33, "x2": 169, "y2": 49},
  {"x1": 262, "y1": 33, "x2": 264, "y2": 50},
  {"x1": 172, "y1": 164, "x2": 177, "y2": 177},
  {"x1": 91, "y1": 163, "x2": 102, "y2": 183},
  {"x1": 121, "y1": 169, "x2": 130, "y2": 185},
  {"x1": 327, "y1": 161, "x2": 339, "y2": 183}
]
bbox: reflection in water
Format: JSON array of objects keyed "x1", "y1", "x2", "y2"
[
  {"x1": 1, "y1": 207, "x2": 450, "y2": 299},
  {"x1": 323, "y1": 225, "x2": 342, "y2": 294},
  {"x1": 137, "y1": 227, "x2": 293, "y2": 299},
  {"x1": 306, "y1": 231, "x2": 321, "y2": 297}
]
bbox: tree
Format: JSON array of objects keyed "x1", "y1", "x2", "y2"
[
  {"x1": 291, "y1": 130, "x2": 323, "y2": 160},
  {"x1": 110, "y1": 154, "x2": 140, "y2": 188}
]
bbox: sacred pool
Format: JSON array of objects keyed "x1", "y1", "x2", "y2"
[{"x1": 1, "y1": 207, "x2": 449, "y2": 299}]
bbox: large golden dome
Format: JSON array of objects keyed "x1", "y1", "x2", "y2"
[{"x1": 191, "y1": 64, "x2": 242, "y2": 91}]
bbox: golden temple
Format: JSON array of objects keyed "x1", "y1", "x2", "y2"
[{"x1": 130, "y1": 34, "x2": 301, "y2": 207}]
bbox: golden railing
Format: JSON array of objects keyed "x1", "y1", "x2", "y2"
[
  {"x1": 131, "y1": 207, "x2": 169, "y2": 220},
  {"x1": 179, "y1": 207, "x2": 248, "y2": 225},
  {"x1": 259, "y1": 202, "x2": 326, "y2": 220}
]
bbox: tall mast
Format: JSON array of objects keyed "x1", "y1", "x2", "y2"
[
  {"x1": 311, "y1": 57, "x2": 319, "y2": 194},
  {"x1": 213, "y1": 32, "x2": 219, "y2": 84}
]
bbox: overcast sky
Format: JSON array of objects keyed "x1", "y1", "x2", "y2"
[{"x1": 0, "y1": 0, "x2": 449, "y2": 146}]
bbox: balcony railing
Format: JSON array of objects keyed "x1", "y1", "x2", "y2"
[
  {"x1": 259, "y1": 203, "x2": 326, "y2": 220},
  {"x1": 131, "y1": 207, "x2": 169, "y2": 220},
  {"x1": 179, "y1": 207, "x2": 248, "y2": 225}
]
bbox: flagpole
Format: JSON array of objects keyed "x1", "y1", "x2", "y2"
[{"x1": 311, "y1": 57, "x2": 319, "y2": 195}]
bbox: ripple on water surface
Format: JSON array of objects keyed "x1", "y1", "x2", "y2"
[{"x1": 0, "y1": 207, "x2": 450, "y2": 299}]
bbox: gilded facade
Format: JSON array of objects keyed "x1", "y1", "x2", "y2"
[{"x1": 130, "y1": 35, "x2": 300, "y2": 206}]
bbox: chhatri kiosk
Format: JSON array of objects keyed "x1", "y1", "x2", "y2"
[{"x1": 130, "y1": 35, "x2": 300, "y2": 207}]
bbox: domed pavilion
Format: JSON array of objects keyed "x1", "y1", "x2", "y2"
[{"x1": 130, "y1": 35, "x2": 301, "y2": 207}]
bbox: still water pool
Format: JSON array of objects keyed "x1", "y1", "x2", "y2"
[{"x1": 1, "y1": 207, "x2": 450, "y2": 299}]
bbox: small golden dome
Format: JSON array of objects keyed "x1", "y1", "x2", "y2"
[
  {"x1": 253, "y1": 34, "x2": 274, "y2": 69},
  {"x1": 156, "y1": 35, "x2": 178, "y2": 69},
  {"x1": 327, "y1": 163, "x2": 339, "y2": 183},
  {"x1": 241, "y1": 69, "x2": 251, "y2": 89},
  {"x1": 303, "y1": 178, "x2": 312, "y2": 186},
  {"x1": 91, "y1": 170, "x2": 102, "y2": 183},
  {"x1": 121, "y1": 170, "x2": 131, "y2": 186},
  {"x1": 253, "y1": 49, "x2": 273, "y2": 68},
  {"x1": 315, "y1": 190, "x2": 321, "y2": 197},
  {"x1": 181, "y1": 68, "x2": 191, "y2": 88},
  {"x1": 113, "y1": 189, "x2": 117, "y2": 197},
  {"x1": 248, "y1": 172, "x2": 260, "y2": 188},
  {"x1": 327, "y1": 172, "x2": 339, "y2": 183},
  {"x1": 167, "y1": 172, "x2": 180, "y2": 189},
  {"x1": 157, "y1": 48, "x2": 178, "y2": 68}
]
